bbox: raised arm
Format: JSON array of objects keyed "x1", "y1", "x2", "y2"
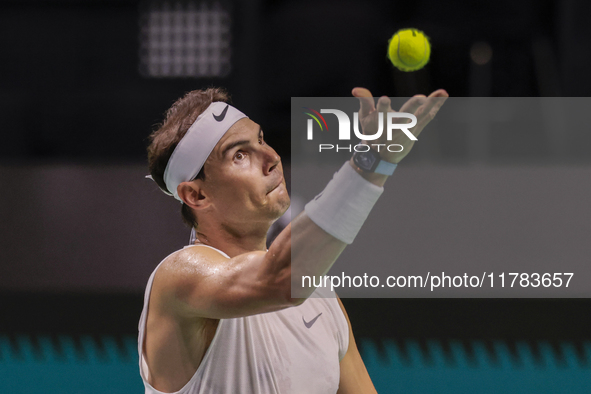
[{"x1": 154, "y1": 88, "x2": 448, "y2": 320}]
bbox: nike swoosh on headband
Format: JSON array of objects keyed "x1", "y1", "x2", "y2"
[
  {"x1": 213, "y1": 105, "x2": 229, "y2": 122},
  {"x1": 162, "y1": 102, "x2": 247, "y2": 202}
]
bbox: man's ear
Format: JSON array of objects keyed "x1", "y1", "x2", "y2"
[{"x1": 177, "y1": 180, "x2": 210, "y2": 211}]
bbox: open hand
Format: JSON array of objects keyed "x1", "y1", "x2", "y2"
[{"x1": 352, "y1": 87, "x2": 448, "y2": 163}]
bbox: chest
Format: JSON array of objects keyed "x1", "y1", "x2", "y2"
[{"x1": 206, "y1": 300, "x2": 344, "y2": 393}]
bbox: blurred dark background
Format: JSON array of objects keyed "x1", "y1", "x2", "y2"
[
  {"x1": 1, "y1": 0, "x2": 590, "y2": 163},
  {"x1": 1, "y1": 0, "x2": 591, "y2": 392}
]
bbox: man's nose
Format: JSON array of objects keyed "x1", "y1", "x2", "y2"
[{"x1": 263, "y1": 146, "x2": 281, "y2": 175}]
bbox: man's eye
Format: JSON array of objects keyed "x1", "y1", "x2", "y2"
[
  {"x1": 258, "y1": 137, "x2": 264, "y2": 145},
  {"x1": 234, "y1": 151, "x2": 245, "y2": 160}
]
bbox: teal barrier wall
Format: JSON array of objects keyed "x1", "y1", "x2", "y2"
[
  {"x1": 0, "y1": 335, "x2": 142, "y2": 394},
  {"x1": 2, "y1": 335, "x2": 590, "y2": 393},
  {"x1": 362, "y1": 339, "x2": 591, "y2": 393}
]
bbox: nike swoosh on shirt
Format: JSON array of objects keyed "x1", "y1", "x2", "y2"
[
  {"x1": 213, "y1": 105, "x2": 229, "y2": 122},
  {"x1": 302, "y1": 313, "x2": 322, "y2": 328}
]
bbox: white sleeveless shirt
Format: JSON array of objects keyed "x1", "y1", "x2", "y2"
[{"x1": 138, "y1": 245, "x2": 350, "y2": 394}]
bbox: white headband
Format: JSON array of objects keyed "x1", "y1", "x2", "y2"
[{"x1": 162, "y1": 102, "x2": 248, "y2": 202}]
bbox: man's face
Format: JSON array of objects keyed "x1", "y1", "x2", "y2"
[{"x1": 199, "y1": 118, "x2": 290, "y2": 229}]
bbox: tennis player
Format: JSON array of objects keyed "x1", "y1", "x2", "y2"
[{"x1": 139, "y1": 86, "x2": 447, "y2": 393}]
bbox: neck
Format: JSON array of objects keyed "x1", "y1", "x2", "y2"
[{"x1": 192, "y1": 221, "x2": 270, "y2": 258}]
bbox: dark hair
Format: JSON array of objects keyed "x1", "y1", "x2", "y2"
[{"x1": 147, "y1": 87, "x2": 231, "y2": 228}]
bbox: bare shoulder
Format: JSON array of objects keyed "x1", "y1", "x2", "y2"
[
  {"x1": 149, "y1": 244, "x2": 284, "y2": 319},
  {"x1": 159, "y1": 245, "x2": 230, "y2": 279},
  {"x1": 150, "y1": 246, "x2": 230, "y2": 316}
]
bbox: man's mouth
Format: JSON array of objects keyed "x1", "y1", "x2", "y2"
[{"x1": 268, "y1": 176, "x2": 284, "y2": 194}]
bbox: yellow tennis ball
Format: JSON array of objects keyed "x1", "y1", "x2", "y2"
[{"x1": 387, "y1": 28, "x2": 431, "y2": 72}]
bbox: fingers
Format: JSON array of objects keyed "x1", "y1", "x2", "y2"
[
  {"x1": 399, "y1": 94, "x2": 427, "y2": 114},
  {"x1": 429, "y1": 89, "x2": 449, "y2": 98},
  {"x1": 400, "y1": 89, "x2": 447, "y2": 115},
  {"x1": 420, "y1": 90, "x2": 449, "y2": 118},
  {"x1": 420, "y1": 94, "x2": 448, "y2": 118},
  {"x1": 352, "y1": 87, "x2": 375, "y2": 118},
  {"x1": 412, "y1": 90, "x2": 448, "y2": 137},
  {"x1": 352, "y1": 87, "x2": 449, "y2": 139},
  {"x1": 376, "y1": 96, "x2": 392, "y2": 113}
]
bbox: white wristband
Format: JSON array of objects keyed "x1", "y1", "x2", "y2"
[{"x1": 304, "y1": 162, "x2": 384, "y2": 244}]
